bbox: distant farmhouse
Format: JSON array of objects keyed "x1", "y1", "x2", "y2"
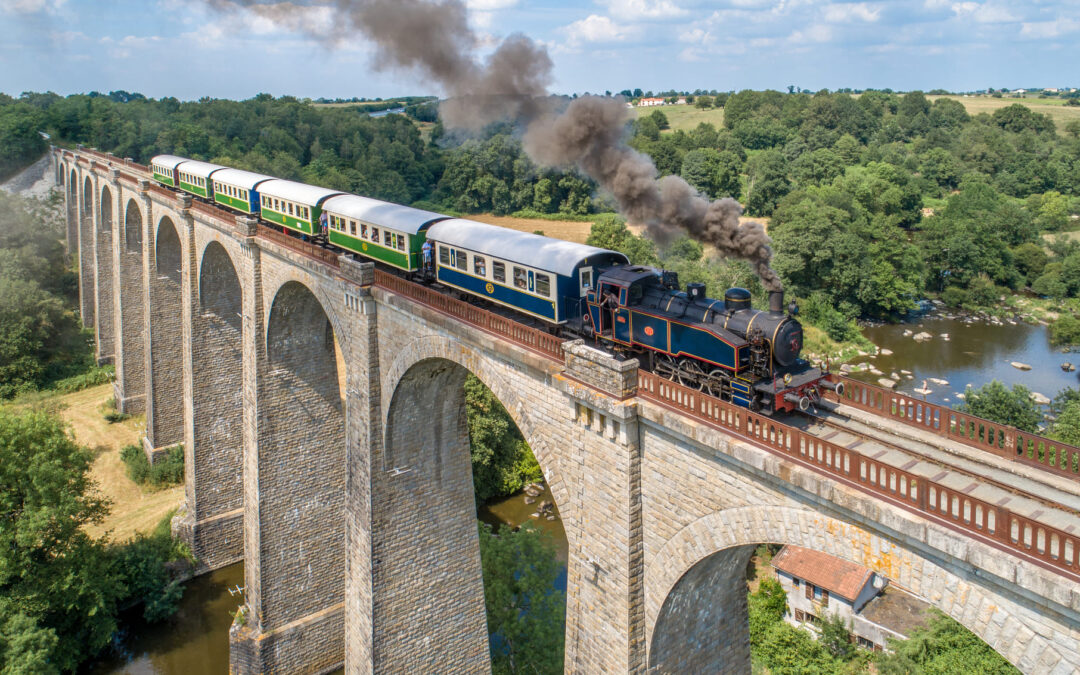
[
  {"x1": 771, "y1": 545, "x2": 931, "y2": 652},
  {"x1": 637, "y1": 97, "x2": 666, "y2": 107}
]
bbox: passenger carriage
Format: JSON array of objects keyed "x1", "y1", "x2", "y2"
[
  {"x1": 257, "y1": 180, "x2": 343, "y2": 236},
  {"x1": 211, "y1": 168, "x2": 274, "y2": 216},
  {"x1": 322, "y1": 195, "x2": 449, "y2": 272},
  {"x1": 175, "y1": 160, "x2": 225, "y2": 200},
  {"x1": 151, "y1": 155, "x2": 187, "y2": 188},
  {"x1": 426, "y1": 219, "x2": 628, "y2": 324}
]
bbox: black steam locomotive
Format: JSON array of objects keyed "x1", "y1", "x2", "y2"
[{"x1": 583, "y1": 265, "x2": 840, "y2": 414}]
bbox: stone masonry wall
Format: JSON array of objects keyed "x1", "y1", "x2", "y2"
[
  {"x1": 79, "y1": 173, "x2": 96, "y2": 329},
  {"x1": 144, "y1": 212, "x2": 184, "y2": 455},
  {"x1": 373, "y1": 359, "x2": 490, "y2": 672},
  {"x1": 95, "y1": 182, "x2": 115, "y2": 362},
  {"x1": 114, "y1": 192, "x2": 146, "y2": 414},
  {"x1": 648, "y1": 544, "x2": 754, "y2": 673}
]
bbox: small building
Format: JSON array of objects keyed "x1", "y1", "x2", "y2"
[
  {"x1": 771, "y1": 545, "x2": 930, "y2": 652},
  {"x1": 637, "y1": 97, "x2": 666, "y2": 107},
  {"x1": 675, "y1": 97, "x2": 688, "y2": 105}
]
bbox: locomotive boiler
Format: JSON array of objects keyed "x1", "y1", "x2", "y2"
[{"x1": 584, "y1": 265, "x2": 841, "y2": 414}]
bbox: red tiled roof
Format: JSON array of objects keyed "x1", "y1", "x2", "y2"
[{"x1": 771, "y1": 546, "x2": 873, "y2": 601}]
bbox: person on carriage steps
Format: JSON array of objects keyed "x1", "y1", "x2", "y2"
[
  {"x1": 319, "y1": 210, "x2": 328, "y2": 237},
  {"x1": 422, "y1": 240, "x2": 434, "y2": 272}
]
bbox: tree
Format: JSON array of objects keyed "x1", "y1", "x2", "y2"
[
  {"x1": 745, "y1": 149, "x2": 791, "y2": 216},
  {"x1": 1050, "y1": 314, "x2": 1080, "y2": 347},
  {"x1": 747, "y1": 576, "x2": 787, "y2": 644},
  {"x1": 1013, "y1": 242, "x2": 1048, "y2": 285},
  {"x1": 680, "y1": 148, "x2": 722, "y2": 197},
  {"x1": 0, "y1": 409, "x2": 122, "y2": 671},
  {"x1": 877, "y1": 609, "x2": 1019, "y2": 675},
  {"x1": 695, "y1": 96, "x2": 713, "y2": 109},
  {"x1": 1051, "y1": 398, "x2": 1080, "y2": 445},
  {"x1": 479, "y1": 524, "x2": 565, "y2": 675},
  {"x1": 648, "y1": 109, "x2": 669, "y2": 130},
  {"x1": 958, "y1": 381, "x2": 1042, "y2": 432},
  {"x1": 820, "y1": 614, "x2": 856, "y2": 660},
  {"x1": 466, "y1": 374, "x2": 541, "y2": 503},
  {"x1": 586, "y1": 214, "x2": 659, "y2": 266}
]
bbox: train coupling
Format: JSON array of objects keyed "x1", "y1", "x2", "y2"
[
  {"x1": 784, "y1": 393, "x2": 810, "y2": 412},
  {"x1": 819, "y1": 379, "x2": 845, "y2": 396}
]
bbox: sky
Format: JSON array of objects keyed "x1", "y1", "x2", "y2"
[{"x1": 0, "y1": 0, "x2": 1077, "y2": 100}]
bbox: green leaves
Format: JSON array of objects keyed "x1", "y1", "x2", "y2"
[
  {"x1": 958, "y1": 381, "x2": 1043, "y2": 433},
  {"x1": 478, "y1": 524, "x2": 565, "y2": 675},
  {"x1": 466, "y1": 374, "x2": 542, "y2": 503}
]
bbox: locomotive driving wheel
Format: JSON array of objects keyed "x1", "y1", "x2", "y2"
[
  {"x1": 677, "y1": 359, "x2": 706, "y2": 391},
  {"x1": 654, "y1": 354, "x2": 679, "y2": 382},
  {"x1": 703, "y1": 368, "x2": 727, "y2": 399}
]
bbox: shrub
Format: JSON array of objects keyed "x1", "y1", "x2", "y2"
[
  {"x1": 50, "y1": 364, "x2": 114, "y2": 394},
  {"x1": 940, "y1": 286, "x2": 968, "y2": 307},
  {"x1": 120, "y1": 444, "x2": 150, "y2": 484},
  {"x1": 109, "y1": 511, "x2": 192, "y2": 622},
  {"x1": 1050, "y1": 314, "x2": 1080, "y2": 346}
]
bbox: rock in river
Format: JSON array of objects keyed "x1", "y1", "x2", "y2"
[
  {"x1": 878, "y1": 378, "x2": 897, "y2": 389},
  {"x1": 1010, "y1": 362, "x2": 1032, "y2": 371},
  {"x1": 1030, "y1": 392, "x2": 1051, "y2": 405}
]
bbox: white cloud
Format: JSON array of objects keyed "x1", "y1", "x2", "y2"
[
  {"x1": 950, "y1": 2, "x2": 1016, "y2": 24},
  {"x1": 678, "y1": 27, "x2": 709, "y2": 44},
  {"x1": 0, "y1": 0, "x2": 64, "y2": 13},
  {"x1": 788, "y1": 23, "x2": 832, "y2": 43},
  {"x1": 598, "y1": 0, "x2": 689, "y2": 21},
  {"x1": 1020, "y1": 19, "x2": 1080, "y2": 39},
  {"x1": 822, "y1": 2, "x2": 881, "y2": 23},
  {"x1": 563, "y1": 14, "x2": 638, "y2": 45}
]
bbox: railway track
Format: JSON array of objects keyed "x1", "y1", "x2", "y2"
[{"x1": 784, "y1": 402, "x2": 1080, "y2": 532}]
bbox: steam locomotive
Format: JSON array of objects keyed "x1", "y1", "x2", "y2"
[
  {"x1": 150, "y1": 153, "x2": 837, "y2": 415},
  {"x1": 582, "y1": 266, "x2": 840, "y2": 414}
]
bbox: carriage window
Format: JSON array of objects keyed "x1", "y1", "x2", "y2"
[
  {"x1": 350, "y1": 221, "x2": 357, "y2": 236},
  {"x1": 513, "y1": 267, "x2": 528, "y2": 289},
  {"x1": 581, "y1": 269, "x2": 592, "y2": 290},
  {"x1": 535, "y1": 273, "x2": 550, "y2": 297},
  {"x1": 371, "y1": 227, "x2": 379, "y2": 242},
  {"x1": 474, "y1": 256, "x2": 486, "y2": 277},
  {"x1": 455, "y1": 249, "x2": 468, "y2": 271},
  {"x1": 628, "y1": 283, "x2": 643, "y2": 305},
  {"x1": 493, "y1": 261, "x2": 506, "y2": 282},
  {"x1": 439, "y1": 246, "x2": 450, "y2": 265},
  {"x1": 397, "y1": 235, "x2": 406, "y2": 251},
  {"x1": 360, "y1": 222, "x2": 367, "y2": 238},
  {"x1": 384, "y1": 231, "x2": 393, "y2": 247}
]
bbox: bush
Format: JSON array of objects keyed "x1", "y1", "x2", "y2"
[
  {"x1": 939, "y1": 286, "x2": 968, "y2": 307},
  {"x1": 110, "y1": 512, "x2": 192, "y2": 622},
  {"x1": 801, "y1": 292, "x2": 862, "y2": 343},
  {"x1": 1050, "y1": 314, "x2": 1080, "y2": 346},
  {"x1": 965, "y1": 274, "x2": 1000, "y2": 307},
  {"x1": 121, "y1": 444, "x2": 183, "y2": 487},
  {"x1": 958, "y1": 381, "x2": 1043, "y2": 432},
  {"x1": 49, "y1": 364, "x2": 113, "y2": 394}
]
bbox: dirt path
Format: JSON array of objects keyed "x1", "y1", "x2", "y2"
[{"x1": 14, "y1": 384, "x2": 185, "y2": 542}]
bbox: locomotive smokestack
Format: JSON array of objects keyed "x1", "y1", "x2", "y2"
[{"x1": 769, "y1": 290, "x2": 784, "y2": 315}]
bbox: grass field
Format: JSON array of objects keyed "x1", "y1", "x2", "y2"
[
  {"x1": 634, "y1": 104, "x2": 725, "y2": 133},
  {"x1": 929, "y1": 95, "x2": 1080, "y2": 130},
  {"x1": 4, "y1": 384, "x2": 184, "y2": 542}
]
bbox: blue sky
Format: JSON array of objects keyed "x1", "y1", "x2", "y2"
[{"x1": 1, "y1": 0, "x2": 1077, "y2": 100}]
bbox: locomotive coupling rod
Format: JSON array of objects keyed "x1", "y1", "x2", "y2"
[
  {"x1": 819, "y1": 380, "x2": 845, "y2": 396},
  {"x1": 784, "y1": 393, "x2": 811, "y2": 412}
]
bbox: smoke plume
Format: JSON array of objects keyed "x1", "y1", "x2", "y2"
[{"x1": 206, "y1": 0, "x2": 781, "y2": 290}]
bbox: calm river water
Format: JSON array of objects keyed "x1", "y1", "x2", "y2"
[
  {"x1": 88, "y1": 489, "x2": 567, "y2": 674},
  {"x1": 846, "y1": 313, "x2": 1078, "y2": 410}
]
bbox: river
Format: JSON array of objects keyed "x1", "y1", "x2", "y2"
[
  {"x1": 845, "y1": 311, "x2": 1078, "y2": 412},
  {"x1": 87, "y1": 488, "x2": 567, "y2": 674}
]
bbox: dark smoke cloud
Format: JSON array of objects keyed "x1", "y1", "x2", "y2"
[{"x1": 205, "y1": 0, "x2": 781, "y2": 290}]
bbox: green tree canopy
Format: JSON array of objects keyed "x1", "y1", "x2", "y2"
[{"x1": 958, "y1": 381, "x2": 1043, "y2": 432}]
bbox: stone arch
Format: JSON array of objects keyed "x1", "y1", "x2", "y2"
[
  {"x1": 155, "y1": 216, "x2": 182, "y2": 284},
  {"x1": 124, "y1": 198, "x2": 143, "y2": 252},
  {"x1": 99, "y1": 185, "x2": 112, "y2": 231},
  {"x1": 256, "y1": 280, "x2": 346, "y2": 631},
  {"x1": 381, "y1": 335, "x2": 571, "y2": 517},
  {"x1": 82, "y1": 176, "x2": 93, "y2": 219},
  {"x1": 181, "y1": 240, "x2": 245, "y2": 570},
  {"x1": 646, "y1": 505, "x2": 1072, "y2": 673}
]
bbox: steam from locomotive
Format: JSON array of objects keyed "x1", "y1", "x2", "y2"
[{"x1": 206, "y1": 0, "x2": 782, "y2": 291}]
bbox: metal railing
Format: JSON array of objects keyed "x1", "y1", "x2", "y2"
[
  {"x1": 256, "y1": 224, "x2": 340, "y2": 268},
  {"x1": 833, "y1": 376, "x2": 1080, "y2": 480},
  {"x1": 638, "y1": 369, "x2": 1080, "y2": 580},
  {"x1": 372, "y1": 269, "x2": 565, "y2": 362}
]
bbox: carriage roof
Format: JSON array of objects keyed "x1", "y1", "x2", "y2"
[
  {"x1": 210, "y1": 168, "x2": 275, "y2": 191},
  {"x1": 176, "y1": 160, "x2": 225, "y2": 179},
  {"x1": 151, "y1": 155, "x2": 187, "y2": 170},
  {"x1": 426, "y1": 218, "x2": 628, "y2": 277},
  {"x1": 322, "y1": 195, "x2": 449, "y2": 235},
  {"x1": 257, "y1": 180, "x2": 343, "y2": 206}
]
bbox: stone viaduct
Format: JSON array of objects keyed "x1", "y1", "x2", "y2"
[{"x1": 57, "y1": 146, "x2": 1080, "y2": 674}]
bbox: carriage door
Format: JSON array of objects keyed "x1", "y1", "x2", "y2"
[{"x1": 598, "y1": 282, "x2": 619, "y2": 336}]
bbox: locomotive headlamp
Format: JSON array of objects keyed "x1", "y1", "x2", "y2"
[{"x1": 783, "y1": 373, "x2": 792, "y2": 385}]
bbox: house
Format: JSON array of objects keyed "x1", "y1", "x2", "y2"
[
  {"x1": 637, "y1": 97, "x2": 666, "y2": 107},
  {"x1": 675, "y1": 97, "x2": 688, "y2": 105},
  {"x1": 771, "y1": 545, "x2": 930, "y2": 652}
]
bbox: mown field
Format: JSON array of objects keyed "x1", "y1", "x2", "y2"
[
  {"x1": 4, "y1": 384, "x2": 184, "y2": 541},
  {"x1": 928, "y1": 95, "x2": 1080, "y2": 129},
  {"x1": 633, "y1": 104, "x2": 725, "y2": 132}
]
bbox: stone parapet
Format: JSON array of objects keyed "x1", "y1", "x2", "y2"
[{"x1": 562, "y1": 339, "x2": 638, "y2": 398}]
